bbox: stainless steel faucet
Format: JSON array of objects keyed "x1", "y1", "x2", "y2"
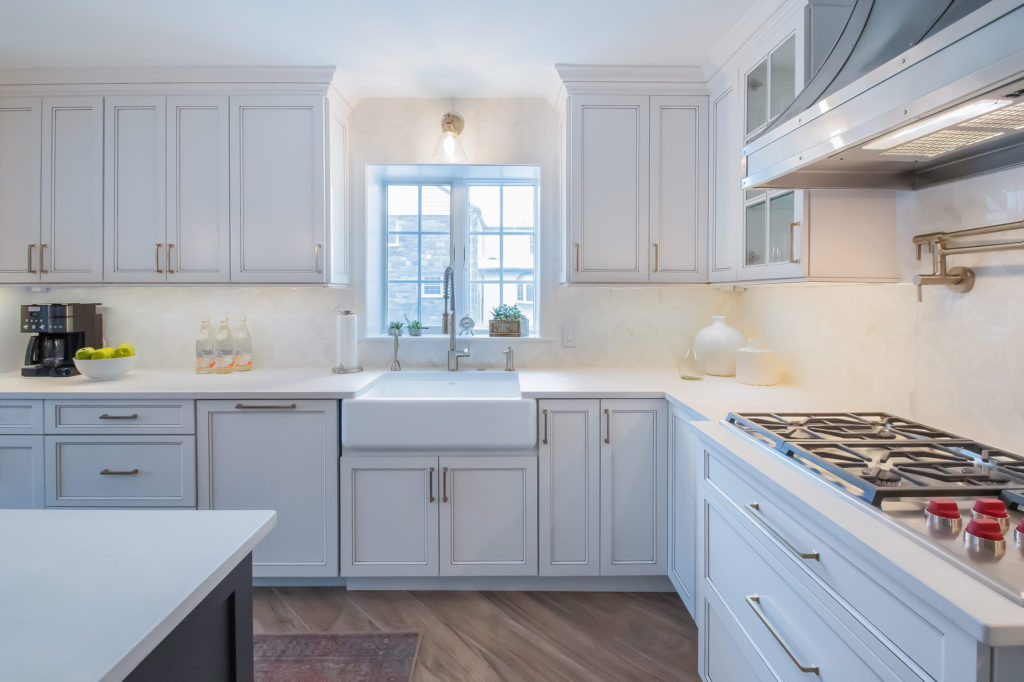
[
  {"x1": 443, "y1": 266, "x2": 469, "y2": 371},
  {"x1": 502, "y1": 346, "x2": 515, "y2": 371}
]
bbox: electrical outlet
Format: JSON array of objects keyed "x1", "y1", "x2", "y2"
[{"x1": 562, "y1": 324, "x2": 576, "y2": 348}]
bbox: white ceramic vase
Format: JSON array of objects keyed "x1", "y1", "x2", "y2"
[
  {"x1": 736, "y1": 338, "x2": 780, "y2": 386},
  {"x1": 694, "y1": 315, "x2": 744, "y2": 376}
]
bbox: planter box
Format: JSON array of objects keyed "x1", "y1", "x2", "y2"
[{"x1": 489, "y1": 319, "x2": 521, "y2": 337}]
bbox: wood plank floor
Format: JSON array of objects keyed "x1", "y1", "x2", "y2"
[{"x1": 254, "y1": 588, "x2": 699, "y2": 681}]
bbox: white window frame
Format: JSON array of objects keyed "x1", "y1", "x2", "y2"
[{"x1": 379, "y1": 175, "x2": 540, "y2": 335}]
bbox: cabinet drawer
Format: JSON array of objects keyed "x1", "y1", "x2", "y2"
[
  {"x1": 0, "y1": 401, "x2": 44, "y2": 434},
  {"x1": 45, "y1": 435, "x2": 197, "y2": 507},
  {"x1": 45, "y1": 400, "x2": 195, "y2": 434},
  {"x1": 705, "y1": 447, "x2": 939, "y2": 679},
  {"x1": 701, "y1": 588, "x2": 776, "y2": 682},
  {"x1": 705, "y1": 499, "x2": 916, "y2": 681}
]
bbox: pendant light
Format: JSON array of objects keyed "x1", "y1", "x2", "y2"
[{"x1": 432, "y1": 112, "x2": 467, "y2": 163}]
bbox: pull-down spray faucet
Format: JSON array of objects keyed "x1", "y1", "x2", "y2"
[{"x1": 443, "y1": 266, "x2": 469, "y2": 371}]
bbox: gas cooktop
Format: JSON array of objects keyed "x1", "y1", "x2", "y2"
[{"x1": 726, "y1": 411, "x2": 1024, "y2": 606}]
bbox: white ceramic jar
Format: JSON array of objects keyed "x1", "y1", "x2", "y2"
[
  {"x1": 736, "y1": 339, "x2": 780, "y2": 386},
  {"x1": 694, "y1": 315, "x2": 744, "y2": 376}
]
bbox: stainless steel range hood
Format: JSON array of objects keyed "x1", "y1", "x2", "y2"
[{"x1": 742, "y1": 0, "x2": 1024, "y2": 190}]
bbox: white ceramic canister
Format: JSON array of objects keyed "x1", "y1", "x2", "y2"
[
  {"x1": 736, "y1": 338, "x2": 780, "y2": 386},
  {"x1": 694, "y1": 315, "x2": 744, "y2": 376}
]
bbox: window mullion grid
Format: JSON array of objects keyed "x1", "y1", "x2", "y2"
[{"x1": 498, "y1": 185, "x2": 505, "y2": 309}]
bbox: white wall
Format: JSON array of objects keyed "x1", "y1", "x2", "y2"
[
  {"x1": 744, "y1": 167, "x2": 1024, "y2": 451},
  {"x1": 1, "y1": 97, "x2": 742, "y2": 374}
]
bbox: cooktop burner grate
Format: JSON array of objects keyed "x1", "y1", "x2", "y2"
[{"x1": 726, "y1": 412, "x2": 1024, "y2": 505}]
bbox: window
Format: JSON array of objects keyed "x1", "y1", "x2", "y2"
[
  {"x1": 378, "y1": 169, "x2": 539, "y2": 335},
  {"x1": 384, "y1": 184, "x2": 451, "y2": 329},
  {"x1": 466, "y1": 184, "x2": 537, "y2": 332}
]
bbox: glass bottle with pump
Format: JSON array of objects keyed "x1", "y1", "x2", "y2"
[
  {"x1": 233, "y1": 318, "x2": 253, "y2": 372},
  {"x1": 213, "y1": 317, "x2": 235, "y2": 374},
  {"x1": 195, "y1": 318, "x2": 215, "y2": 374}
]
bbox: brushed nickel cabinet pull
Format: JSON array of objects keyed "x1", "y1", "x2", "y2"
[
  {"x1": 40, "y1": 243, "x2": 48, "y2": 274},
  {"x1": 28, "y1": 244, "x2": 37, "y2": 273},
  {"x1": 604, "y1": 408, "x2": 611, "y2": 444},
  {"x1": 789, "y1": 222, "x2": 801, "y2": 264},
  {"x1": 748, "y1": 503, "x2": 819, "y2": 560},
  {"x1": 542, "y1": 409, "x2": 549, "y2": 445},
  {"x1": 100, "y1": 468, "x2": 139, "y2": 476},
  {"x1": 442, "y1": 466, "x2": 449, "y2": 503},
  {"x1": 653, "y1": 242, "x2": 659, "y2": 272},
  {"x1": 155, "y1": 243, "x2": 164, "y2": 273},
  {"x1": 745, "y1": 595, "x2": 819, "y2": 674},
  {"x1": 314, "y1": 243, "x2": 323, "y2": 274},
  {"x1": 429, "y1": 466, "x2": 436, "y2": 503},
  {"x1": 167, "y1": 243, "x2": 174, "y2": 274},
  {"x1": 234, "y1": 403, "x2": 297, "y2": 410},
  {"x1": 99, "y1": 413, "x2": 139, "y2": 420},
  {"x1": 574, "y1": 242, "x2": 580, "y2": 271}
]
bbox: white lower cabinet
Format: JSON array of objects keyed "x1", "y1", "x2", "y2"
[
  {"x1": 538, "y1": 398, "x2": 668, "y2": 577},
  {"x1": 341, "y1": 454, "x2": 538, "y2": 577},
  {"x1": 197, "y1": 400, "x2": 339, "y2": 578},
  {"x1": 440, "y1": 456, "x2": 537, "y2": 576},
  {"x1": 45, "y1": 435, "x2": 196, "y2": 508},
  {"x1": 0, "y1": 436, "x2": 44, "y2": 509},
  {"x1": 668, "y1": 407, "x2": 697, "y2": 616}
]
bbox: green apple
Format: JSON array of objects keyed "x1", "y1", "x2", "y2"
[
  {"x1": 113, "y1": 346, "x2": 133, "y2": 358},
  {"x1": 74, "y1": 347, "x2": 96, "y2": 361},
  {"x1": 91, "y1": 347, "x2": 115, "y2": 360}
]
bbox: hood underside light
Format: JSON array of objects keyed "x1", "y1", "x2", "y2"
[{"x1": 862, "y1": 98, "x2": 1013, "y2": 157}]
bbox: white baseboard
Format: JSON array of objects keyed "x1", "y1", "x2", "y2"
[{"x1": 254, "y1": 574, "x2": 676, "y2": 591}]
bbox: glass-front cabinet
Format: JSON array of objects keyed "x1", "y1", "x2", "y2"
[{"x1": 738, "y1": 31, "x2": 805, "y2": 280}]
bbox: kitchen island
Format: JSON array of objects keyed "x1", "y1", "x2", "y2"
[{"x1": 0, "y1": 509, "x2": 275, "y2": 682}]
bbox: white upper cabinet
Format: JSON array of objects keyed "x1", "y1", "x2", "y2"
[
  {"x1": 327, "y1": 104, "x2": 349, "y2": 285},
  {"x1": 708, "y1": 78, "x2": 741, "y2": 283},
  {"x1": 230, "y1": 95, "x2": 326, "y2": 283},
  {"x1": 0, "y1": 99, "x2": 41, "y2": 284},
  {"x1": 569, "y1": 95, "x2": 650, "y2": 283},
  {"x1": 649, "y1": 96, "x2": 708, "y2": 283},
  {"x1": 166, "y1": 96, "x2": 230, "y2": 282},
  {"x1": 104, "y1": 96, "x2": 167, "y2": 282},
  {"x1": 559, "y1": 75, "x2": 709, "y2": 285},
  {"x1": 41, "y1": 97, "x2": 104, "y2": 283}
]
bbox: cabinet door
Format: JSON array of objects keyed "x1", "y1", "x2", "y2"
[
  {"x1": 708, "y1": 80, "x2": 740, "y2": 283},
  {"x1": 737, "y1": 188, "x2": 807, "y2": 281},
  {"x1": 649, "y1": 96, "x2": 707, "y2": 283},
  {"x1": 230, "y1": 96, "x2": 326, "y2": 283},
  {"x1": 327, "y1": 105, "x2": 349, "y2": 285},
  {"x1": 440, "y1": 455, "x2": 538, "y2": 576},
  {"x1": 600, "y1": 399, "x2": 668, "y2": 575},
  {"x1": 41, "y1": 97, "x2": 103, "y2": 283},
  {"x1": 0, "y1": 436, "x2": 44, "y2": 509},
  {"x1": 104, "y1": 96, "x2": 167, "y2": 282},
  {"x1": 197, "y1": 400, "x2": 339, "y2": 578},
  {"x1": 340, "y1": 455, "x2": 439, "y2": 577},
  {"x1": 0, "y1": 98, "x2": 41, "y2": 284},
  {"x1": 167, "y1": 96, "x2": 230, "y2": 283},
  {"x1": 538, "y1": 400, "x2": 600, "y2": 576},
  {"x1": 668, "y1": 409, "x2": 697, "y2": 615},
  {"x1": 569, "y1": 95, "x2": 649, "y2": 283}
]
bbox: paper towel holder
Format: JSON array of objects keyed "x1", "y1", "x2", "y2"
[{"x1": 333, "y1": 310, "x2": 364, "y2": 374}]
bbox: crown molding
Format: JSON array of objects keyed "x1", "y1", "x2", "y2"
[
  {"x1": 553, "y1": 64, "x2": 709, "y2": 103},
  {"x1": 702, "y1": 0, "x2": 805, "y2": 80},
  {"x1": 0, "y1": 65, "x2": 337, "y2": 86}
]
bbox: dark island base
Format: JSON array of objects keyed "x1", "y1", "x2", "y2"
[{"x1": 126, "y1": 553, "x2": 254, "y2": 682}]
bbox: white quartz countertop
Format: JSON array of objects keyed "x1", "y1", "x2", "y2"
[
  {"x1": 0, "y1": 509, "x2": 275, "y2": 682},
  {"x1": 693, "y1": 421, "x2": 1024, "y2": 646},
  {"x1": 0, "y1": 366, "x2": 888, "y2": 422}
]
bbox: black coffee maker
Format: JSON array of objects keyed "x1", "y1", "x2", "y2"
[{"x1": 22, "y1": 304, "x2": 104, "y2": 377}]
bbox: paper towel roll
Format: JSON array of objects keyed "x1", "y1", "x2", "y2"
[{"x1": 334, "y1": 310, "x2": 362, "y2": 373}]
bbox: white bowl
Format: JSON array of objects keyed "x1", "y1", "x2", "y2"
[{"x1": 73, "y1": 355, "x2": 137, "y2": 381}]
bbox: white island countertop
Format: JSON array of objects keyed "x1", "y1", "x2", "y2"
[
  {"x1": 0, "y1": 509, "x2": 275, "y2": 682},
  {"x1": 0, "y1": 366, "x2": 892, "y2": 422}
]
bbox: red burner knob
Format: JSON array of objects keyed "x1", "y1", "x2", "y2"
[
  {"x1": 926, "y1": 499, "x2": 961, "y2": 519},
  {"x1": 966, "y1": 518, "x2": 1005, "y2": 542},
  {"x1": 973, "y1": 498, "x2": 1008, "y2": 518}
]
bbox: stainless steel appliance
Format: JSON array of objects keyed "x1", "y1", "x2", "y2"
[
  {"x1": 726, "y1": 411, "x2": 1024, "y2": 605},
  {"x1": 743, "y1": 0, "x2": 1024, "y2": 190},
  {"x1": 21, "y1": 303, "x2": 103, "y2": 377}
]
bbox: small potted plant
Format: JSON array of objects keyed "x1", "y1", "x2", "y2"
[
  {"x1": 407, "y1": 320, "x2": 424, "y2": 337},
  {"x1": 489, "y1": 304, "x2": 522, "y2": 337},
  {"x1": 388, "y1": 321, "x2": 404, "y2": 337}
]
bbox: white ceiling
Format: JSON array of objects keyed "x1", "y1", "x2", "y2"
[{"x1": 0, "y1": 0, "x2": 759, "y2": 100}]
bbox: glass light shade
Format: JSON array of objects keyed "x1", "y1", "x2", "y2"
[{"x1": 433, "y1": 131, "x2": 467, "y2": 163}]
